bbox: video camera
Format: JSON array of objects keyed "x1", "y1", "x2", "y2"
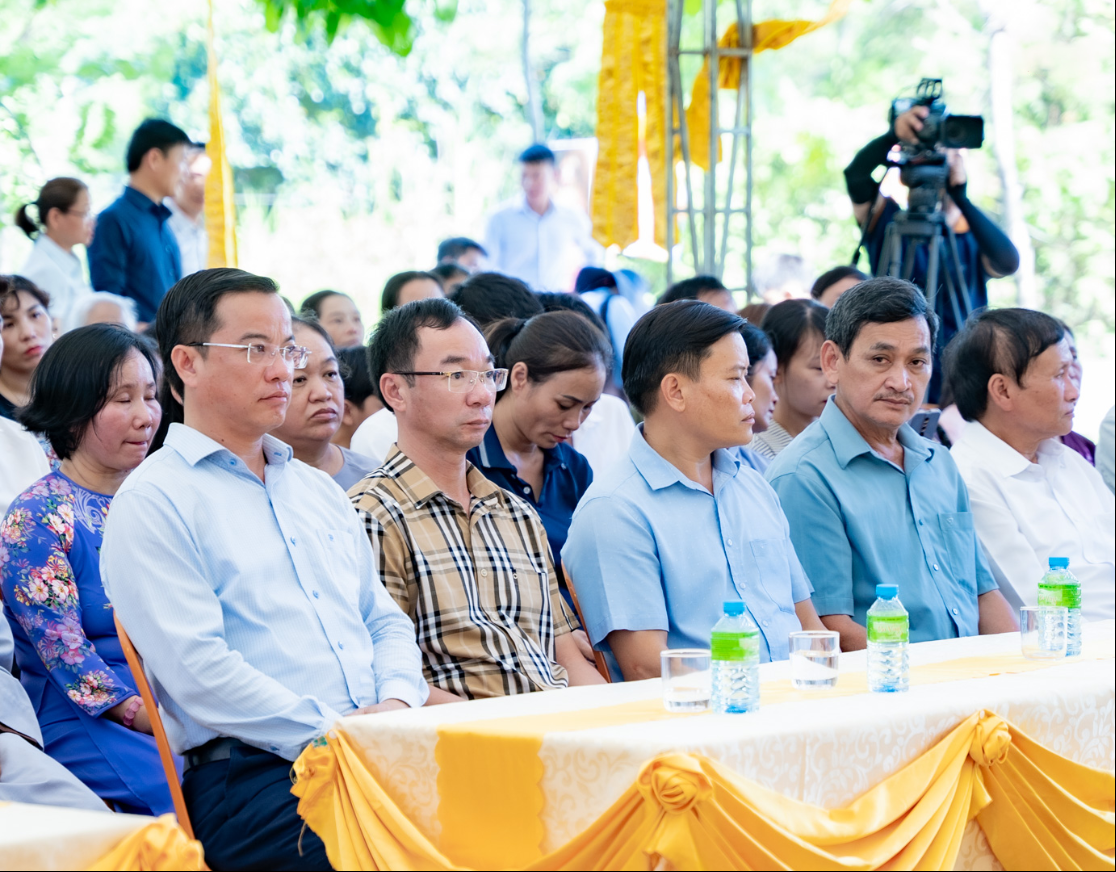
[{"x1": 887, "y1": 78, "x2": 984, "y2": 214}]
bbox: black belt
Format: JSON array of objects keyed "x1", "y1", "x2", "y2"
[{"x1": 184, "y1": 737, "x2": 249, "y2": 771}]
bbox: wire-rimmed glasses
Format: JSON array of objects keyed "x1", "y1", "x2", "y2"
[
  {"x1": 187, "y1": 342, "x2": 309, "y2": 368},
  {"x1": 394, "y1": 369, "x2": 509, "y2": 393}
]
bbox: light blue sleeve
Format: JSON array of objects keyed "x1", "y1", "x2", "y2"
[
  {"x1": 344, "y1": 492, "x2": 428, "y2": 709},
  {"x1": 101, "y1": 486, "x2": 344, "y2": 760},
  {"x1": 561, "y1": 494, "x2": 667, "y2": 646},
  {"x1": 767, "y1": 464, "x2": 855, "y2": 618}
]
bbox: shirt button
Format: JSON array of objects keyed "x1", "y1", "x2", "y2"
[
  {"x1": 338, "y1": 641, "x2": 345, "y2": 650},
  {"x1": 933, "y1": 563, "x2": 940, "y2": 571},
  {"x1": 523, "y1": 486, "x2": 531, "y2": 494},
  {"x1": 481, "y1": 569, "x2": 488, "y2": 577},
  {"x1": 290, "y1": 537, "x2": 297, "y2": 546},
  {"x1": 918, "y1": 518, "x2": 924, "y2": 526},
  {"x1": 313, "y1": 590, "x2": 320, "y2": 599},
  {"x1": 952, "y1": 607, "x2": 959, "y2": 615},
  {"x1": 726, "y1": 538, "x2": 733, "y2": 547}
]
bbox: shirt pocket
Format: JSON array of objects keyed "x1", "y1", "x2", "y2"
[
  {"x1": 316, "y1": 527, "x2": 362, "y2": 608},
  {"x1": 937, "y1": 512, "x2": 977, "y2": 594},
  {"x1": 748, "y1": 539, "x2": 795, "y2": 614}
]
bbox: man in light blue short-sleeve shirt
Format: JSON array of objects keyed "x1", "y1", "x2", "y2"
[
  {"x1": 563, "y1": 301, "x2": 824, "y2": 681},
  {"x1": 766, "y1": 277, "x2": 1016, "y2": 651}
]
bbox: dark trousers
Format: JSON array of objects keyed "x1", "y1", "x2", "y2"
[{"x1": 182, "y1": 743, "x2": 332, "y2": 871}]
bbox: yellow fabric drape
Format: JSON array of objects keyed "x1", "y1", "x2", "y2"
[
  {"x1": 687, "y1": 0, "x2": 852, "y2": 171},
  {"x1": 86, "y1": 815, "x2": 206, "y2": 871},
  {"x1": 431, "y1": 637, "x2": 1116, "y2": 869},
  {"x1": 590, "y1": 0, "x2": 668, "y2": 249},
  {"x1": 204, "y1": 0, "x2": 237, "y2": 268},
  {"x1": 291, "y1": 711, "x2": 1115, "y2": 871}
]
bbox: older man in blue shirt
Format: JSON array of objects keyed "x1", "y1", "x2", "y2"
[
  {"x1": 766, "y1": 277, "x2": 1016, "y2": 651},
  {"x1": 101, "y1": 269, "x2": 428, "y2": 871},
  {"x1": 563, "y1": 301, "x2": 824, "y2": 681},
  {"x1": 88, "y1": 119, "x2": 190, "y2": 324}
]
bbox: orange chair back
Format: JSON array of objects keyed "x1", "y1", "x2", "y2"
[
  {"x1": 114, "y1": 612, "x2": 195, "y2": 839},
  {"x1": 562, "y1": 563, "x2": 611, "y2": 683}
]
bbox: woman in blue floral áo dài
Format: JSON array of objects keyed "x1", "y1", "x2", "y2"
[{"x1": 0, "y1": 324, "x2": 174, "y2": 815}]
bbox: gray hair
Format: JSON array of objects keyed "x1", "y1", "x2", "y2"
[
  {"x1": 825, "y1": 277, "x2": 939, "y2": 357},
  {"x1": 66, "y1": 292, "x2": 139, "y2": 333}
]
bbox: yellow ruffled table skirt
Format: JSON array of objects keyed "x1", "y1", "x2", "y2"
[
  {"x1": 0, "y1": 804, "x2": 203, "y2": 870},
  {"x1": 292, "y1": 622, "x2": 1115, "y2": 871}
]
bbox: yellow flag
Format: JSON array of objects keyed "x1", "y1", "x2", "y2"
[{"x1": 205, "y1": 0, "x2": 238, "y2": 268}]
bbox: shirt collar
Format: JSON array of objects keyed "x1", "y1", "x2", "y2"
[
  {"x1": 476, "y1": 424, "x2": 562, "y2": 476},
  {"x1": 519, "y1": 195, "x2": 555, "y2": 218},
  {"x1": 35, "y1": 235, "x2": 82, "y2": 270},
  {"x1": 629, "y1": 424, "x2": 741, "y2": 492},
  {"x1": 124, "y1": 185, "x2": 172, "y2": 220},
  {"x1": 820, "y1": 396, "x2": 934, "y2": 470},
  {"x1": 383, "y1": 445, "x2": 503, "y2": 508},
  {"x1": 960, "y1": 420, "x2": 1065, "y2": 477},
  {"x1": 165, "y1": 422, "x2": 292, "y2": 468},
  {"x1": 165, "y1": 198, "x2": 203, "y2": 228}
]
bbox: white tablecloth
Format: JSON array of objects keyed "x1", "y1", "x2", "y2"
[
  {"x1": 0, "y1": 801, "x2": 155, "y2": 871},
  {"x1": 335, "y1": 620, "x2": 1115, "y2": 870}
]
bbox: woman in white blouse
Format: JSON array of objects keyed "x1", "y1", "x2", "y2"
[{"x1": 15, "y1": 177, "x2": 95, "y2": 331}]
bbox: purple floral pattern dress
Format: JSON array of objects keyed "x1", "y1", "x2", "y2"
[{"x1": 1, "y1": 471, "x2": 174, "y2": 815}]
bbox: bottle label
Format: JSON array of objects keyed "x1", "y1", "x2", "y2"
[
  {"x1": 867, "y1": 613, "x2": 909, "y2": 644},
  {"x1": 711, "y1": 630, "x2": 759, "y2": 662},
  {"x1": 1038, "y1": 582, "x2": 1081, "y2": 610}
]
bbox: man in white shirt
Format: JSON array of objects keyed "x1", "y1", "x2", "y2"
[
  {"x1": 166, "y1": 145, "x2": 211, "y2": 277},
  {"x1": 946, "y1": 308, "x2": 1115, "y2": 620},
  {"x1": 484, "y1": 144, "x2": 602, "y2": 291}
]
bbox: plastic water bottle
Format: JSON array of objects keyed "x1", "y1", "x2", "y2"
[
  {"x1": 710, "y1": 601, "x2": 760, "y2": 713},
  {"x1": 867, "y1": 584, "x2": 909, "y2": 693},
  {"x1": 1038, "y1": 557, "x2": 1082, "y2": 657}
]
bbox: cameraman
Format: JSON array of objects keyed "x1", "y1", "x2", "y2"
[{"x1": 844, "y1": 106, "x2": 1020, "y2": 401}]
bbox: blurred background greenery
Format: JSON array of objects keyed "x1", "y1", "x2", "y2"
[{"x1": 0, "y1": 0, "x2": 1112, "y2": 433}]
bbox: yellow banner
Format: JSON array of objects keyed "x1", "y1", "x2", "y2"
[{"x1": 204, "y1": 0, "x2": 237, "y2": 269}]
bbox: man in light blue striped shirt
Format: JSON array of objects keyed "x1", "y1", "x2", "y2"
[{"x1": 101, "y1": 269, "x2": 427, "y2": 871}]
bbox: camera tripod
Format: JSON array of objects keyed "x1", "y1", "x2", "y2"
[{"x1": 879, "y1": 209, "x2": 972, "y2": 332}]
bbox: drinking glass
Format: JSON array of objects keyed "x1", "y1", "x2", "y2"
[
  {"x1": 661, "y1": 649, "x2": 712, "y2": 712},
  {"x1": 789, "y1": 630, "x2": 840, "y2": 689},
  {"x1": 1020, "y1": 606, "x2": 1068, "y2": 660}
]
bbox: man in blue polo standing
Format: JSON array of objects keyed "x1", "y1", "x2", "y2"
[
  {"x1": 88, "y1": 118, "x2": 191, "y2": 327},
  {"x1": 766, "y1": 277, "x2": 1017, "y2": 650}
]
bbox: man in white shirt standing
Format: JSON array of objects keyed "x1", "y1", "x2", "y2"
[
  {"x1": 166, "y1": 144, "x2": 211, "y2": 277},
  {"x1": 946, "y1": 308, "x2": 1115, "y2": 621},
  {"x1": 484, "y1": 144, "x2": 602, "y2": 291}
]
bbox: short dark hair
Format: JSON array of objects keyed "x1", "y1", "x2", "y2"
[
  {"x1": 430, "y1": 262, "x2": 469, "y2": 285},
  {"x1": 449, "y1": 272, "x2": 543, "y2": 325},
  {"x1": 574, "y1": 267, "x2": 616, "y2": 294},
  {"x1": 155, "y1": 268, "x2": 280, "y2": 422},
  {"x1": 338, "y1": 346, "x2": 375, "y2": 405},
  {"x1": 944, "y1": 308, "x2": 1065, "y2": 422},
  {"x1": 486, "y1": 311, "x2": 612, "y2": 400},
  {"x1": 381, "y1": 271, "x2": 441, "y2": 313},
  {"x1": 535, "y1": 291, "x2": 609, "y2": 335},
  {"x1": 437, "y1": 237, "x2": 486, "y2": 262},
  {"x1": 826, "y1": 276, "x2": 940, "y2": 358},
  {"x1": 519, "y1": 143, "x2": 556, "y2": 164},
  {"x1": 761, "y1": 298, "x2": 829, "y2": 370},
  {"x1": 292, "y1": 315, "x2": 336, "y2": 352},
  {"x1": 126, "y1": 118, "x2": 191, "y2": 173},
  {"x1": 19, "y1": 324, "x2": 159, "y2": 460},
  {"x1": 299, "y1": 289, "x2": 349, "y2": 320},
  {"x1": 740, "y1": 321, "x2": 772, "y2": 377},
  {"x1": 622, "y1": 300, "x2": 746, "y2": 415},
  {"x1": 658, "y1": 275, "x2": 726, "y2": 306},
  {"x1": 367, "y1": 298, "x2": 474, "y2": 413},
  {"x1": 811, "y1": 265, "x2": 867, "y2": 300},
  {"x1": 0, "y1": 274, "x2": 51, "y2": 314}
]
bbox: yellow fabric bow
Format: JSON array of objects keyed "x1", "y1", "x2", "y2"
[{"x1": 87, "y1": 815, "x2": 206, "y2": 871}]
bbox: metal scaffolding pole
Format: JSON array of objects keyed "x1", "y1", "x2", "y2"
[{"x1": 665, "y1": 0, "x2": 753, "y2": 296}]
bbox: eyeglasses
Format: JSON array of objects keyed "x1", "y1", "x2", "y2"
[
  {"x1": 394, "y1": 369, "x2": 509, "y2": 393},
  {"x1": 188, "y1": 342, "x2": 309, "y2": 368}
]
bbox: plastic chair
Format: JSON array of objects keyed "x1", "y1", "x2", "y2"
[
  {"x1": 114, "y1": 612, "x2": 195, "y2": 839},
  {"x1": 562, "y1": 562, "x2": 611, "y2": 683}
]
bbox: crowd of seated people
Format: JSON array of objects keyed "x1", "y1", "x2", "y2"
[{"x1": 0, "y1": 115, "x2": 1113, "y2": 872}]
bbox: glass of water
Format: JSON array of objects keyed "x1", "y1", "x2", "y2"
[
  {"x1": 789, "y1": 630, "x2": 840, "y2": 689},
  {"x1": 1020, "y1": 606, "x2": 1068, "y2": 660},
  {"x1": 660, "y1": 649, "x2": 712, "y2": 712}
]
